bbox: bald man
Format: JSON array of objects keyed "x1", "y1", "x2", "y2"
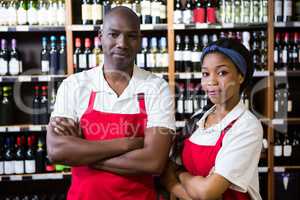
[{"x1": 46, "y1": 6, "x2": 175, "y2": 200}]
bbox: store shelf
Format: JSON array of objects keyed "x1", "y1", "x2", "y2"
[
  {"x1": 0, "y1": 125, "x2": 47, "y2": 133},
  {"x1": 69, "y1": 24, "x2": 168, "y2": 31},
  {"x1": 0, "y1": 25, "x2": 65, "y2": 32},
  {"x1": 274, "y1": 70, "x2": 300, "y2": 77},
  {"x1": 272, "y1": 118, "x2": 300, "y2": 125},
  {"x1": 0, "y1": 172, "x2": 71, "y2": 182},
  {"x1": 274, "y1": 21, "x2": 300, "y2": 28},
  {"x1": 253, "y1": 70, "x2": 270, "y2": 77},
  {"x1": 173, "y1": 23, "x2": 267, "y2": 30},
  {"x1": 0, "y1": 75, "x2": 67, "y2": 83}
]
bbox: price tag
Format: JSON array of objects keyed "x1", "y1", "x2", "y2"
[
  {"x1": 32, "y1": 174, "x2": 48, "y2": 180},
  {"x1": 193, "y1": 73, "x2": 202, "y2": 79},
  {"x1": 38, "y1": 75, "x2": 51, "y2": 82},
  {"x1": 173, "y1": 24, "x2": 185, "y2": 30},
  {"x1": 8, "y1": 126, "x2": 20, "y2": 132},
  {"x1": 140, "y1": 24, "x2": 153, "y2": 30},
  {"x1": 275, "y1": 71, "x2": 287, "y2": 77},
  {"x1": 29, "y1": 125, "x2": 42, "y2": 132},
  {"x1": 0, "y1": 127, "x2": 6, "y2": 132},
  {"x1": 179, "y1": 73, "x2": 192, "y2": 79},
  {"x1": 258, "y1": 167, "x2": 268, "y2": 173},
  {"x1": 10, "y1": 175, "x2": 22, "y2": 181},
  {"x1": 272, "y1": 119, "x2": 284, "y2": 125},
  {"x1": 0, "y1": 26, "x2": 8, "y2": 32},
  {"x1": 18, "y1": 76, "x2": 31, "y2": 82},
  {"x1": 274, "y1": 167, "x2": 285, "y2": 173},
  {"x1": 195, "y1": 23, "x2": 208, "y2": 29},
  {"x1": 16, "y1": 25, "x2": 29, "y2": 32},
  {"x1": 222, "y1": 23, "x2": 234, "y2": 28}
]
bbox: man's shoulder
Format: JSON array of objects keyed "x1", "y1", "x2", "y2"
[
  {"x1": 63, "y1": 67, "x2": 99, "y2": 86},
  {"x1": 134, "y1": 67, "x2": 168, "y2": 87}
]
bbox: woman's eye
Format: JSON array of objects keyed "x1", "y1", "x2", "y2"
[
  {"x1": 202, "y1": 72, "x2": 209, "y2": 77},
  {"x1": 218, "y1": 71, "x2": 228, "y2": 76}
]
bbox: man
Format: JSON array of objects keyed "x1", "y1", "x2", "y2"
[{"x1": 46, "y1": 6, "x2": 175, "y2": 200}]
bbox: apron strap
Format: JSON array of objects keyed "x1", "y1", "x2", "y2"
[
  {"x1": 86, "y1": 91, "x2": 96, "y2": 112},
  {"x1": 137, "y1": 93, "x2": 146, "y2": 114},
  {"x1": 217, "y1": 118, "x2": 238, "y2": 146}
]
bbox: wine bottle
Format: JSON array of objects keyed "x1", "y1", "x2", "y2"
[
  {"x1": 28, "y1": 0, "x2": 38, "y2": 25},
  {"x1": 206, "y1": 0, "x2": 217, "y2": 24},
  {"x1": 191, "y1": 35, "x2": 202, "y2": 72},
  {"x1": 141, "y1": 0, "x2": 152, "y2": 24},
  {"x1": 176, "y1": 83, "x2": 185, "y2": 121},
  {"x1": 193, "y1": 0, "x2": 205, "y2": 24},
  {"x1": 7, "y1": 0, "x2": 18, "y2": 26},
  {"x1": 182, "y1": 0, "x2": 193, "y2": 25},
  {"x1": 36, "y1": 136, "x2": 45, "y2": 173},
  {"x1": 136, "y1": 37, "x2": 148, "y2": 69},
  {"x1": 92, "y1": 0, "x2": 103, "y2": 24},
  {"x1": 159, "y1": 0, "x2": 167, "y2": 23},
  {"x1": 49, "y1": 0, "x2": 58, "y2": 25},
  {"x1": 14, "y1": 136, "x2": 25, "y2": 174},
  {"x1": 233, "y1": 0, "x2": 241, "y2": 23},
  {"x1": 92, "y1": 37, "x2": 103, "y2": 68},
  {"x1": 182, "y1": 35, "x2": 192, "y2": 72},
  {"x1": 151, "y1": 0, "x2": 161, "y2": 24},
  {"x1": 41, "y1": 37, "x2": 50, "y2": 75},
  {"x1": 103, "y1": 0, "x2": 111, "y2": 16},
  {"x1": 156, "y1": 37, "x2": 168, "y2": 72},
  {"x1": 37, "y1": 0, "x2": 48, "y2": 25},
  {"x1": 49, "y1": 36, "x2": 59, "y2": 75},
  {"x1": 39, "y1": 86, "x2": 49, "y2": 124},
  {"x1": 275, "y1": 0, "x2": 283, "y2": 22},
  {"x1": 84, "y1": 38, "x2": 92, "y2": 69},
  {"x1": 174, "y1": 0, "x2": 183, "y2": 24},
  {"x1": 0, "y1": 135, "x2": 3, "y2": 175},
  {"x1": 283, "y1": 0, "x2": 292, "y2": 22},
  {"x1": 241, "y1": 0, "x2": 250, "y2": 23},
  {"x1": 25, "y1": 136, "x2": 36, "y2": 174},
  {"x1": 132, "y1": 0, "x2": 142, "y2": 21},
  {"x1": 225, "y1": 0, "x2": 233, "y2": 23},
  {"x1": 32, "y1": 86, "x2": 40, "y2": 125},
  {"x1": 74, "y1": 38, "x2": 83, "y2": 73},
  {"x1": 82, "y1": 0, "x2": 93, "y2": 24},
  {"x1": 0, "y1": 39, "x2": 9, "y2": 76},
  {"x1": 58, "y1": 36, "x2": 67, "y2": 74},
  {"x1": 0, "y1": 86, "x2": 14, "y2": 125},
  {"x1": 4, "y1": 136, "x2": 15, "y2": 175},
  {"x1": 9, "y1": 39, "x2": 22, "y2": 76},
  {"x1": 57, "y1": 0, "x2": 66, "y2": 25},
  {"x1": 17, "y1": 0, "x2": 28, "y2": 25},
  {"x1": 174, "y1": 35, "x2": 183, "y2": 72},
  {"x1": 146, "y1": 37, "x2": 157, "y2": 70}
]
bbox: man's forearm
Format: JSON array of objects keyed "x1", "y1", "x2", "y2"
[{"x1": 91, "y1": 162, "x2": 141, "y2": 175}]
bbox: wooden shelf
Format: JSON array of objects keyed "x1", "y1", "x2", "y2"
[
  {"x1": 69, "y1": 24, "x2": 168, "y2": 32},
  {"x1": 173, "y1": 23, "x2": 267, "y2": 30},
  {"x1": 272, "y1": 118, "x2": 300, "y2": 125},
  {"x1": 0, "y1": 125, "x2": 47, "y2": 133},
  {"x1": 0, "y1": 75, "x2": 67, "y2": 83},
  {"x1": 0, "y1": 25, "x2": 65, "y2": 32},
  {"x1": 0, "y1": 172, "x2": 71, "y2": 182},
  {"x1": 274, "y1": 70, "x2": 300, "y2": 77},
  {"x1": 274, "y1": 21, "x2": 300, "y2": 28}
]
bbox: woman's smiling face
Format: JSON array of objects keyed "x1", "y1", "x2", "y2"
[{"x1": 201, "y1": 52, "x2": 244, "y2": 105}]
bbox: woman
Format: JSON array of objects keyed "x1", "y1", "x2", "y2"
[{"x1": 162, "y1": 38, "x2": 263, "y2": 200}]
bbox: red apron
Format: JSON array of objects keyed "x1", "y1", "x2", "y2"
[
  {"x1": 67, "y1": 92, "x2": 158, "y2": 200},
  {"x1": 182, "y1": 119, "x2": 251, "y2": 200}
]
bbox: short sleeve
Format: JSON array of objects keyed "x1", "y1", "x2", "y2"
[
  {"x1": 145, "y1": 79, "x2": 176, "y2": 131},
  {"x1": 214, "y1": 118, "x2": 263, "y2": 192},
  {"x1": 51, "y1": 77, "x2": 78, "y2": 121}
]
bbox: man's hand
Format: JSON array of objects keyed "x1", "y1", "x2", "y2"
[{"x1": 49, "y1": 117, "x2": 81, "y2": 137}]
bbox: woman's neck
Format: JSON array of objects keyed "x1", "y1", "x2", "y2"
[{"x1": 213, "y1": 94, "x2": 240, "y2": 121}]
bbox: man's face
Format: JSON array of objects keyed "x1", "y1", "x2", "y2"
[{"x1": 100, "y1": 13, "x2": 141, "y2": 68}]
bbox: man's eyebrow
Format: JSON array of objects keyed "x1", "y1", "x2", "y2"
[{"x1": 107, "y1": 28, "x2": 139, "y2": 34}]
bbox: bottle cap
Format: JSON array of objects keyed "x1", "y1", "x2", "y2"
[
  {"x1": 60, "y1": 36, "x2": 66, "y2": 42},
  {"x1": 75, "y1": 38, "x2": 81, "y2": 48},
  {"x1": 94, "y1": 37, "x2": 100, "y2": 47},
  {"x1": 85, "y1": 38, "x2": 91, "y2": 48},
  {"x1": 11, "y1": 39, "x2": 17, "y2": 48},
  {"x1": 193, "y1": 35, "x2": 199, "y2": 44},
  {"x1": 150, "y1": 37, "x2": 157, "y2": 48},
  {"x1": 50, "y1": 36, "x2": 56, "y2": 42},
  {"x1": 142, "y1": 37, "x2": 148, "y2": 49},
  {"x1": 159, "y1": 37, "x2": 167, "y2": 48}
]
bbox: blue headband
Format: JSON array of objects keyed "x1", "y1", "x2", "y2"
[{"x1": 201, "y1": 45, "x2": 247, "y2": 77}]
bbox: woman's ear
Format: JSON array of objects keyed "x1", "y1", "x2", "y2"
[{"x1": 239, "y1": 74, "x2": 244, "y2": 84}]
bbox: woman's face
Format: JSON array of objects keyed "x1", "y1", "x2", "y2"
[{"x1": 201, "y1": 52, "x2": 244, "y2": 105}]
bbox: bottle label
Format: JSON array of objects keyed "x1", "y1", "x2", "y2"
[
  {"x1": 4, "y1": 161, "x2": 14, "y2": 174},
  {"x1": 49, "y1": 6, "x2": 58, "y2": 25},
  {"x1": 14, "y1": 160, "x2": 25, "y2": 174},
  {"x1": 274, "y1": 100, "x2": 279, "y2": 112},
  {"x1": 191, "y1": 51, "x2": 202, "y2": 62},
  {"x1": 132, "y1": 3, "x2": 141, "y2": 17},
  {"x1": 207, "y1": 7, "x2": 216, "y2": 24},
  {"x1": 151, "y1": 1, "x2": 161, "y2": 17},
  {"x1": 17, "y1": 8, "x2": 28, "y2": 25},
  {"x1": 25, "y1": 160, "x2": 36, "y2": 173},
  {"x1": 174, "y1": 51, "x2": 183, "y2": 61},
  {"x1": 173, "y1": 10, "x2": 183, "y2": 24},
  {"x1": 282, "y1": 49, "x2": 288, "y2": 63},
  {"x1": 88, "y1": 54, "x2": 94, "y2": 68},
  {"x1": 274, "y1": 50, "x2": 278, "y2": 63},
  {"x1": 185, "y1": 99, "x2": 193, "y2": 113},
  {"x1": 284, "y1": 1, "x2": 292, "y2": 17},
  {"x1": 183, "y1": 50, "x2": 191, "y2": 61},
  {"x1": 92, "y1": 4, "x2": 103, "y2": 21},
  {"x1": 38, "y1": 7, "x2": 48, "y2": 25},
  {"x1": 177, "y1": 99, "x2": 183, "y2": 113},
  {"x1": 288, "y1": 100, "x2": 292, "y2": 112},
  {"x1": 283, "y1": 144, "x2": 292, "y2": 157},
  {"x1": 183, "y1": 10, "x2": 193, "y2": 24},
  {"x1": 0, "y1": 161, "x2": 3, "y2": 174},
  {"x1": 9, "y1": 58, "x2": 20, "y2": 75},
  {"x1": 274, "y1": 145, "x2": 282, "y2": 157},
  {"x1": 194, "y1": 8, "x2": 205, "y2": 23},
  {"x1": 146, "y1": 53, "x2": 156, "y2": 68},
  {"x1": 242, "y1": 1, "x2": 250, "y2": 23},
  {"x1": 193, "y1": 99, "x2": 198, "y2": 111},
  {"x1": 141, "y1": 1, "x2": 151, "y2": 16},
  {"x1": 42, "y1": 60, "x2": 50, "y2": 73},
  {"x1": 0, "y1": 59, "x2": 8, "y2": 75},
  {"x1": 8, "y1": 7, "x2": 17, "y2": 25},
  {"x1": 136, "y1": 53, "x2": 145, "y2": 68},
  {"x1": 82, "y1": 4, "x2": 93, "y2": 20},
  {"x1": 57, "y1": 8, "x2": 66, "y2": 25},
  {"x1": 160, "y1": 4, "x2": 166, "y2": 20},
  {"x1": 90, "y1": 54, "x2": 97, "y2": 68},
  {"x1": 79, "y1": 54, "x2": 87, "y2": 69},
  {"x1": 28, "y1": 8, "x2": 38, "y2": 25},
  {"x1": 275, "y1": 1, "x2": 283, "y2": 17},
  {"x1": 161, "y1": 53, "x2": 168, "y2": 67},
  {"x1": 225, "y1": 2, "x2": 233, "y2": 23}
]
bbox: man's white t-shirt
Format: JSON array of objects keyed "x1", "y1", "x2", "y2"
[
  {"x1": 190, "y1": 101, "x2": 263, "y2": 200},
  {"x1": 51, "y1": 65, "x2": 176, "y2": 131}
]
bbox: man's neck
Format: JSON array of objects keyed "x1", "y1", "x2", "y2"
[{"x1": 103, "y1": 63, "x2": 134, "y2": 83}]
